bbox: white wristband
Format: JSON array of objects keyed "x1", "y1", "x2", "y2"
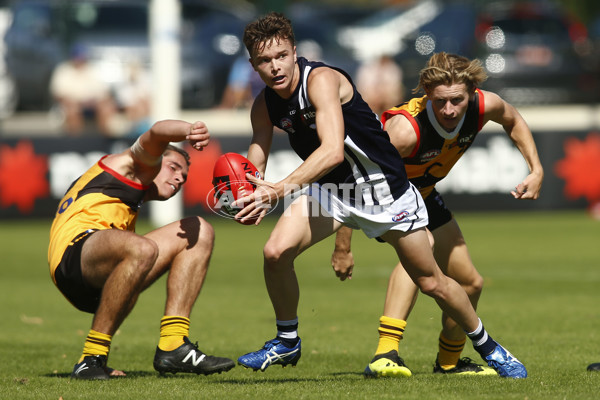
[{"x1": 131, "y1": 137, "x2": 162, "y2": 166}]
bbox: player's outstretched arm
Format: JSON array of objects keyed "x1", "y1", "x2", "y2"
[
  {"x1": 483, "y1": 90, "x2": 544, "y2": 199},
  {"x1": 141, "y1": 120, "x2": 210, "y2": 157},
  {"x1": 104, "y1": 119, "x2": 209, "y2": 185}
]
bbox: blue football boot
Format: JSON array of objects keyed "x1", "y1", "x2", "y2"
[
  {"x1": 238, "y1": 338, "x2": 301, "y2": 371},
  {"x1": 484, "y1": 344, "x2": 527, "y2": 378}
]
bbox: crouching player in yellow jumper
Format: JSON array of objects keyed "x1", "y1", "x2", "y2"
[{"x1": 48, "y1": 120, "x2": 235, "y2": 379}]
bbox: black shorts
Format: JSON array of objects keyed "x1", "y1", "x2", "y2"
[
  {"x1": 54, "y1": 229, "x2": 101, "y2": 314},
  {"x1": 424, "y1": 188, "x2": 453, "y2": 232}
]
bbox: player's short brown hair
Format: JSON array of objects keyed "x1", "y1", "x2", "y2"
[
  {"x1": 414, "y1": 52, "x2": 488, "y2": 94},
  {"x1": 164, "y1": 145, "x2": 190, "y2": 167},
  {"x1": 243, "y1": 12, "x2": 295, "y2": 59}
]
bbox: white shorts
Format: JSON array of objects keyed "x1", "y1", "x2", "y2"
[{"x1": 306, "y1": 182, "x2": 429, "y2": 239}]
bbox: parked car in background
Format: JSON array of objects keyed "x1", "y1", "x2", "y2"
[
  {"x1": 336, "y1": 0, "x2": 598, "y2": 105},
  {"x1": 3, "y1": 0, "x2": 255, "y2": 111},
  {"x1": 473, "y1": 1, "x2": 598, "y2": 105},
  {"x1": 582, "y1": 14, "x2": 600, "y2": 79},
  {"x1": 4, "y1": 0, "x2": 65, "y2": 111},
  {"x1": 0, "y1": 0, "x2": 16, "y2": 118},
  {"x1": 337, "y1": 0, "x2": 443, "y2": 63},
  {"x1": 336, "y1": 0, "x2": 478, "y2": 101},
  {"x1": 288, "y1": 3, "x2": 377, "y2": 77},
  {"x1": 392, "y1": 1, "x2": 478, "y2": 97},
  {"x1": 180, "y1": 0, "x2": 255, "y2": 108}
]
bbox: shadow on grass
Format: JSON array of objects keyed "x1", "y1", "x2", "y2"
[
  {"x1": 44, "y1": 371, "x2": 157, "y2": 379},
  {"x1": 330, "y1": 372, "x2": 364, "y2": 377},
  {"x1": 202, "y1": 371, "x2": 365, "y2": 385},
  {"x1": 206, "y1": 377, "x2": 323, "y2": 384},
  {"x1": 151, "y1": 373, "x2": 321, "y2": 383},
  {"x1": 44, "y1": 370, "x2": 364, "y2": 382}
]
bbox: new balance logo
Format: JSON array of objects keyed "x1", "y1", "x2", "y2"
[
  {"x1": 74, "y1": 363, "x2": 89, "y2": 375},
  {"x1": 182, "y1": 350, "x2": 206, "y2": 366}
]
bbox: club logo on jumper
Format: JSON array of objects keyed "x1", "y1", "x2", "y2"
[
  {"x1": 280, "y1": 118, "x2": 295, "y2": 133},
  {"x1": 392, "y1": 211, "x2": 409, "y2": 222},
  {"x1": 420, "y1": 150, "x2": 441, "y2": 162}
]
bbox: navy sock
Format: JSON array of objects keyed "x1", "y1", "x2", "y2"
[
  {"x1": 276, "y1": 318, "x2": 299, "y2": 347},
  {"x1": 466, "y1": 319, "x2": 497, "y2": 357},
  {"x1": 278, "y1": 336, "x2": 300, "y2": 347}
]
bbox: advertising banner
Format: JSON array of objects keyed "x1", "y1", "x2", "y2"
[{"x1": 0, "y1": 129, "x2": 598, "y2": 219}]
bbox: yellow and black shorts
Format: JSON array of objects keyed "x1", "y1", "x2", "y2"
[{"x1": 53, "y1": 229, "x2": 101, "y2": 314}]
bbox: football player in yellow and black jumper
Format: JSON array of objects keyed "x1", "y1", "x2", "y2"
[
  {"x1": 48, "y1": 119, "x2": 235, "y2": 379},
  {"x1": 332, "y1": 52, "x2": 543, "y2": 377}
]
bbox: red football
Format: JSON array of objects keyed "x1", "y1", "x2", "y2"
[{"x1": 212, "y1": 153, "x2": 261, "y2": 225}]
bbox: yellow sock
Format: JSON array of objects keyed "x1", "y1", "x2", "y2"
[
  {"x1": 78, "y1": 329, "x2": 112, "y2": 363},
  {"x1": 158, "y1": 316, "x2": 190, "y2": 351},
  {"x1": 374, "y1": 316, "x2": 406, "y2": 355},
  {"x1": 437, "y1": 332, "x2": 466, "y2": 369}
]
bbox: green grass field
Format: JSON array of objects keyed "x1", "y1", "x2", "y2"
[{"x1": 1, "y1": 210, "x2": 599, "y2": 399}]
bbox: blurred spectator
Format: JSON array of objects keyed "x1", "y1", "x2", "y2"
[
  {"x1": 218, "y1": 50, "x2": 262, "y2": 109},
  {"x1": 355, "y1": 54, "x2": 404, "y2": 116},
  {"x1": 49, "y1": 43, "x2": 116, "y2": 136},
  {"x1": 114, "y1": 59, "x2": 152, "y2": 137}
]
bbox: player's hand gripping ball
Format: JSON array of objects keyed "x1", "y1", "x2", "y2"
[{"x1": 212, "y1": 153, "x2": 261, "y2": 225}]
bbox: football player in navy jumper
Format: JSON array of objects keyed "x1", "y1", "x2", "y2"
[{"x1": 234, "y1": 12, "x2": 527, "y2": 378}]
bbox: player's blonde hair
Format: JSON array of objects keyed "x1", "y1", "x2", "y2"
[
  {"x1": 414, "y1": 52, "x2": 487, "y2": 94},
  {"x1": 243, "y1": 12, "x2": 295, "y2": 59}
]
